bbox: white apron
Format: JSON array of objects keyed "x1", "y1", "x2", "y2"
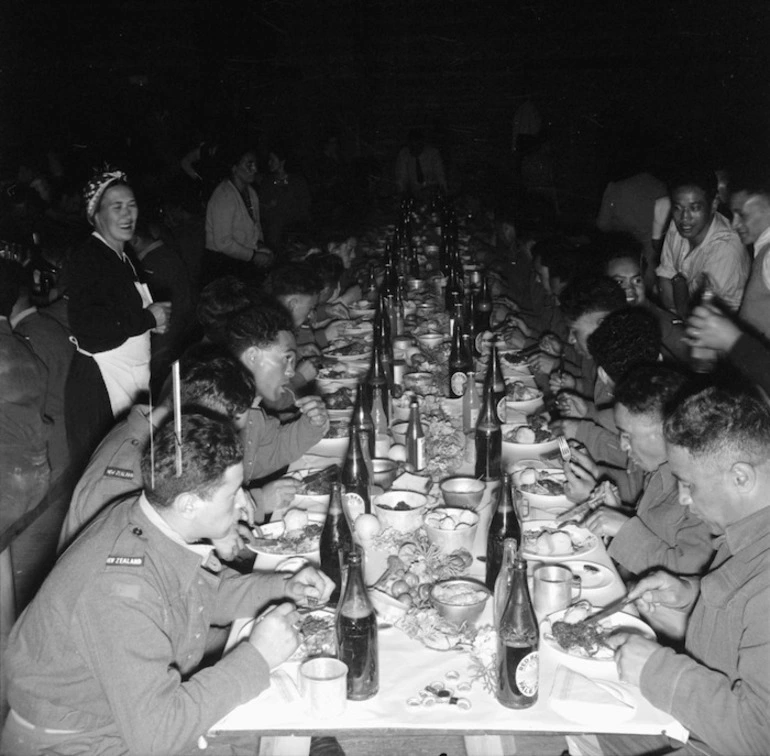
[
  {"x1": 92, "y1": 279, "x2": 153, "y2": 417},
  {"x1": 72, "y1": 259, "x2": 154, "y2": 419}
]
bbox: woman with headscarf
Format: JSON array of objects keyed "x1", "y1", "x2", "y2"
[{"x1": 64, "y1": 170, "x2": 171, "y2": 472}]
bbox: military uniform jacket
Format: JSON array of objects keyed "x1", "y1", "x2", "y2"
[{"x1": 5, "y1": 494, "x2": 289, "y2": 755}]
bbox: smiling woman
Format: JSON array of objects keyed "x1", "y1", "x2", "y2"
[{"x1": 65, "y1": 170, "x2": 172, "y2": 473}]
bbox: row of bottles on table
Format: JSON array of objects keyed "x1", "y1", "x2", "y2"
[
  {"x1": 319, "y1": 484, "x2": 379, "y2": 701},
  {"x1": 474, "y1": 345, "x2": 505, "y2": 481}
]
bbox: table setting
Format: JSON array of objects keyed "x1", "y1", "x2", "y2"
[{"x1": 211, "y1": 211, "x2": 689, "y2": 752}]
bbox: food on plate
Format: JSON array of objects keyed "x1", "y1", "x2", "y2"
[
  {"x1": 524, "y1": 525, "x2": 583, "y2": 555},
  {"x1": 326, "y1": 420, "x2": 349, "y2": 439},
  {"x1": 424, "y1": 508, "x2": 478, "y2": 530},
  {"x1": 296, "y1": 465, "x2": 339, "y2": 495},
  {"x1": 506, "y1": 382, "x2": 542, "y2": 402},
  {"x1": 388, "y1": 443, "x2": 407, "y2": 462},
  {"x1": 502, "y1": 351, "x2": 528, "y2": 366},
  {"x1": 297, "y1": 612, "x2": 336, "y2": 657},
  {"x1": 377, "y1": 499, "x2": 416, "y2": 511},
  {"x1": 322, "y1": 387, "x2": 354, "y2": 409},
  {"x1": 504, "y1": 414, "x2": 553, "y2": 444},
  {"x1": 551, "y1": 619, "x2": 609, "y2": 657},
  {"x1": 431, "y1": 581, "x2": 488, "y2": 606},
  {"x1": 517, "y1": 467, "x2": 565, "y2": 496},
  {"x1": 250, "y1": 510, "x2": 323, "y2": 555},
  {"x1": 325, "y1": 340, "x2": 365, "y2": 357},
  {"x1": 317, "y1": 363, "x2": 362, "y2": 380}
]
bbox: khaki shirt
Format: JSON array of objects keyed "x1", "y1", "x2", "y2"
[{"x1": 6, "y1": 495, "x2": 288, "y2": 755}]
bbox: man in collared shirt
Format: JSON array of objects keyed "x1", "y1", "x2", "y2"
[
  {"x1": 1, "y1": 414, "x2": 333, "y2": 756},
  {"x1": 731, "y1": 174, "x2": 770, "y2": 339},
  {"x1": 583, "y1": 365, "x2": 713, "y2": 578},
  {"x1": 602, "y1": 387, "x2": 770, "y2": 756},
  {"x1": 656, "y1": 171, "x2": 749, "y2": 313}
]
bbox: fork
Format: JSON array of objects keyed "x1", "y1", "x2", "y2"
[{"x1": 557, "y1": 436, "x2": 572, "y2": 462}]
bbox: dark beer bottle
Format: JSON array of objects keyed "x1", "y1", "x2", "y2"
[
  {"x1": 475, "y1": 276, "x2": 493, "y2": 332},
  {"x1": 496, "y1": 556, "x2": 539, "y2": 709},
  {"x1": 448, "y1": 306, "x2": 473, "y2": 398},
  {"x1": 319, "y1": 478, "x2": 354, "y2": 606},
  {"x1": 352, "y1": 382, "x2": 375, "y2": 458},
  {"x1": 405, "y1": 398, "x2": 426, "y2": 472},
  {"x1": 336, "y1": 547, "x2": 379, "y2": 700},
  {"x1": 488, "y1": 345, "x2": 507, "y2": 424},
  {"x1": 341, "y1": 424, "x2": 371, "y2": 521},
  {"x1": 485, "y1": 473, "x2": 520, "y2": 590},
  {"x1": 474, "y1": 365, "x2": 502, "y2": 481}
]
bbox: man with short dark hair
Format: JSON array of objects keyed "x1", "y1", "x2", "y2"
[
  {"x1": 656, "y1": 170, "x2": 748, "y2": 312},
  {"x1": 57, "y1": 343, "x2": 267, "y2": 552},
  {"x1": 225, "y1": 301, "x2": 328, "y2": 484},
  {"x1": 603, "y1": 386, "x2": 770, "y2": 756},
  {"x1": 2, "y1": 414, "x2": 333, "y2": 755},
  {"x1": 584, "y1": 364, "x2": 714, "y2": 578}
]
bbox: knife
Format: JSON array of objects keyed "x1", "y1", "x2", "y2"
[{"x1": 582, "y1": 595, "x2": 634, "y2": 626}]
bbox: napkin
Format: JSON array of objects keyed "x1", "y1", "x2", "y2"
[
  {"x1": 548, "y1": 664, "x2": 637, "y2": 725},
  {"x1": 391, "y1": 471, "x2": 432, "y2": 495}
]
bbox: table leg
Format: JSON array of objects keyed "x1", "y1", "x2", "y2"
[{"x1": 258, "y1": 735, "x2": 312, "y2": 756}]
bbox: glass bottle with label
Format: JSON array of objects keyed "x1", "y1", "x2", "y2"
[
  {"x1": 449, "y1": 305, "x2": 473, "y2": 399},
  {"x1": 352, "y1": 382, "x2": 375, "y2": 458},
  {"x1": 405, "y1": 398, "x2": 426, "y2": 472},
  {"x1": 462, "y1": 370, "x2": 481, "y2": 434},
  {"x1": 341, "y1": 424, "x2": 371, "y2": 521},
  {"x1": 690, "y1": 287, "x2": 718, "y2": 373},
  {"x1": 336, "y1": 547, "x2": 379, "y2": 700},
  {"x1": 496, "y1": 556, "x2": 539, "y2": 709},
  {"x1": 488, "y1": 344, "x2": 507, "y2": 424},
  {"x1": 485, "y1": 473, "x2": 520, "y2": 590},
  {"x1": 320, "y1": 478, "x2": 354, "y2": 606},
  {"x1": 474, "y1": 366, "x2": 502, "y2": 481},
  {"x1": 493, "y1": 537, "x2": 517, "y2": 627}
]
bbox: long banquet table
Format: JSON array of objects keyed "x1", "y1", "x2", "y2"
[{"x1": 210, "y1": 455, "x2": 688, "y2": 755}]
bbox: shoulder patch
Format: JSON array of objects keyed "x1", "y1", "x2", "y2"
[
  {"x1": 106, "y1": 556, "x2": 144, "y2": 567},
  {"x1": 105, "y1": 466, "x2": 135, "y2": 480}
]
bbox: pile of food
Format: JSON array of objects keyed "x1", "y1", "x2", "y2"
[
  {"x1": 505, "y1": 413, "x2": 553, "y2": 444},
  {"x1": 317, "y1": 363, "x2": 363, "y2": 380},
  {"x1": 370, "y1": 531, "x2": 473, "y2": 609},
  {"x1": 506, "y1": 381, "x2": 542, "y2": 402},
  {"x1": 296, "y1": 466, "x2": 339, "y2": 496},
  {"x1": 516, "y1": 467, "x2": 565, "y2": 496},
  {"x1": 523, "y1": 525, "x2": 582, "y2": 556},
  {"x1": 432, "y1": 581, "x2": 488, "y2": 606},
  {"x1": 322, "y1": 387, "x2": 354, "y2": 409},
  {"x1": 549, "y1": 602, "x2": 610, "y2": 658},
  {"x1": 502, "y1": 351, "x2": 529, "y2": 367},
  {"x1": 423, "y1": 508, "x2": 477, "y2": 531},
  {"x1": 250, "y1": 509, "x2": 323, "y2": 555},
  {"x1": 325, "y1": 340, "x2": 365, "y2": 357},
  {"x1": 325, "y1": 421, "x2": 349, "y2": 439},
  {"x1": 297, "y1": 612, "x2": 336, "y2": 658}
]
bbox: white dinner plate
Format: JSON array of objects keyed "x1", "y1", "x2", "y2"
[{"x1": 542, "y1": 609, "x2": 655, "y2": 662}]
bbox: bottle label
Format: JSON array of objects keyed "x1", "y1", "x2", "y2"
[
  {"x1": 496, "y1": 397, "x2": 508, "y2": 424},
  {"x1": 450, "y1": 372, "x2": 468, "y2": 396},
  {"x1": 343, "y1": 493, "x2": 366, "y2": 524},
  {"x1": 515, "y1": 651, "x2": 539, "y2": 697},
  {"x1": 414, "y1": 437, "x2": 426, "y2": 470}
]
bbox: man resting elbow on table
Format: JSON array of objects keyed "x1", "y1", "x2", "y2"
[
  {"x1": 1, "y1": 414, "x2": 334, "y2": 756},
  {"x1": 564, "y1": 365, "x2": 714, "y2": 581},
  {"x1": 597, "y1": 387, "x2": 770, "y2": 756}
]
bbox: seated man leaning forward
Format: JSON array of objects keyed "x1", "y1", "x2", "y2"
[
  {"x1": 583, "y1": 364, "x2": 714, "y2": 578},
  {"x1": 225, "y1": 300, "x2": 329, "y2": 485},
  {"x1": 1, "y1": 414, "x2": 333, "y2": 756},
  {"x1": 602, "y1": 386, "x2": 770, "y2": 756}
]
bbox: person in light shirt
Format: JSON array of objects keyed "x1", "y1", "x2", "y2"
[{"x1": 655, "y1": 169, "x2": 749, "y2": 314}]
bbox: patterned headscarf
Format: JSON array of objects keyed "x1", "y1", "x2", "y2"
[{"x1": 83, "y1": 169, "x2": 128, "y2": 225}]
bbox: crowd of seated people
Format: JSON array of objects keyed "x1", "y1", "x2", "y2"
[{"x1": 0, "y1": 124, "x2": 768, "y2": 756}]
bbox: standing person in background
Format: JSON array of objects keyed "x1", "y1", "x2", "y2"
[
  {"x1": 204, "y1": 146, "x2": 273, "y2": 282},
  {"x1": 259, "y1": 142, "x2": 311, "y2": 255},
  {"x1": 64, "y1": 170, "x2": 171, "y2": 474},
  {"x1": 395, "y1": 129, "x2": 447, "y2": 202},
  {"x1": 656, "y1": 168, "x2": 749, "y2": 315}
]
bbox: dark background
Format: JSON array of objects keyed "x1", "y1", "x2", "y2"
[{"x1": 1, "y1": 0, "x2": 767, "y2": 216}]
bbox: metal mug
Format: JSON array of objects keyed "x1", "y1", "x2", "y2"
[{"x1": 532, "y1": 564, "x2": 581, "y2": 617}]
